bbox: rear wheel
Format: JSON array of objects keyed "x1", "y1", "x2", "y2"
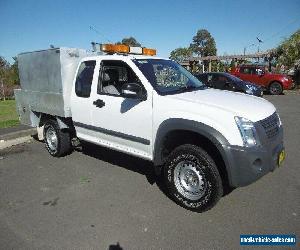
[
  {"x1": 44, "y1": 120, "x2": 72, "y2": 157},
  {"x1": 163, "y1": 144, "x2": 223, "y2": 212},
  {"x1": 269, "y1": 81, "x2": 283, "y2": 95}
]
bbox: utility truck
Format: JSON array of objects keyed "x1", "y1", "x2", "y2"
[
  {"x1": 14, "y1": 44, "x2": 285, "y2": 212},
  {"x1": 231, "y1": 64, "x2": 294, "y2": 95}
]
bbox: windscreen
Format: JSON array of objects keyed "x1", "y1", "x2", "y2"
[{"x1": 132, "y1": 59, "x2": 205, "y2": 94}]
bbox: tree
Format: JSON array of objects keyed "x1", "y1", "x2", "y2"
[
  {"x1": 0, "y1": 57, "x2": 9, "y2": 100},
  {"x1": 0, "y1": 56, "x2": 20, "y2": 100},
  {"x1": 190, "y1": 29, "x2": 217, "y2": 57},
  {"x1": 169, "y1": 47, "x2": 192, "y2": 62},
  {"x1": 0, "y1": 56, "x2": 9, "y2": 69},
  {"x1": 10, "y1": 57, "x2": 20, "y2": 86},
  {"x1": 275, "y1": 29, "x2": 300, "y2": 68},
  {"x1": 116, "y1": 37, "x2": 141, "y2": 47}
]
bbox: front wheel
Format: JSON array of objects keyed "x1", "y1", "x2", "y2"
[
  {"x1": 163, "y1": 144, "x2": 223, "y2": 212},
  {"x1": 269, "y1": 81, "x2": 283, "y2": 95},
  {"x1": 44, "y1": 120, "x2": 72, "y2": 157}
]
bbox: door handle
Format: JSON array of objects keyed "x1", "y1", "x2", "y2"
[{"x1": 93, "y1": 99, "x2": 105, "y2": 108}]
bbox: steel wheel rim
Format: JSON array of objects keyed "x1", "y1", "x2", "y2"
[
  {"x1": 46, "y1": 127, "x2": 58, "y2": 151},
  {"x1": 270, "y1": 83, "x2": 281, "y2": 95},
  {"x1": 174, "y1": 160, "x2": 207, "y2": 200}
]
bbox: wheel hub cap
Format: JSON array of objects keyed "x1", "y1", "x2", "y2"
[
  {"x1": 270, "y1": 84, "x2": 281, "y2": 94},
  {"x1": 46, "y1": 127, "x2": 58, "y2": 151},
  {"x1": 174, "y1": 160, "x2": 207, "y2": 200}
]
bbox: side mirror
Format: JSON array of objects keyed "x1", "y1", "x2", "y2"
[{"x1": 121, "y1": 83, "x2": 147, "y2": 100}]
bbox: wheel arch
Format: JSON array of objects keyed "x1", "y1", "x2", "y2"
[
  {"x1": 268, "y1": 80, "x2": 284, "y2": 95},
  {"x1": 153, "y1": 118, "x2": 232, "y2": 186},
  {"x1": 268, "y1": 80, "x2": 283, "y2": 87},
  {"x1": 38, "y1": 113, "x2": 74, "y2": 130},
  {"x1": 268, "y1": 80, "x2": 283, "y2": 88}
]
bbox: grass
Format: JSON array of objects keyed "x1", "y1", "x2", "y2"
[{"x1": 0, "y1": 100, "x2": 19, "y2": 128}]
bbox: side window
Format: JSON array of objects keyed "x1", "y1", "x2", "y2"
[
  {"x1": 249, "y1": 67, "x2": 256, "y2": 75},
  {"x1": 240, "y1": 67, "x2": 250, "y2": 74},
  {"x1": 211, "y1": 74, "x2": 220, "y2": 82},
  {"x1": 98, "y1": 60, "x2": 142, "y2": 96},
  {"x1": 75, "y1": 60, "x2": 96, "y2": 98},
  {"x1": 213, "y1": 75, "x2": 227, "y2": 89}
]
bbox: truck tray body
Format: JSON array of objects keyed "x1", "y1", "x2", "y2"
[{"x1": 14, "y1": 47, "x2": 88, "y2": 126}]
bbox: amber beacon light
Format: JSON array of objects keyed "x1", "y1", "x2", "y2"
[
  {"x1": 100, "y1": 44, "x2": 156, "y2": 56},
  {"x1": 142, "y1": 48, "x2": 156, "y2": 56}
]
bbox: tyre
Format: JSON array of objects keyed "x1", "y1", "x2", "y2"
[
  {"x1": 44, "y1": 119, "x2": 72, "y2": 157},
  {"x1": 269, "y1": 81, "x2": 283, "y2": 95},
  {"x1": 163, "y1": 144, "x2": 223, "y2": 212}
]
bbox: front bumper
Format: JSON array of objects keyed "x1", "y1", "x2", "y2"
[
  {"x1": 224, "y1": 120, "x2": 284, "y2": 187},
  {"x1": 252, "y1": 88, "x2": 264, "y2": 97},
  {"x1": 282, "y1": 80, "x2": 294, "y2": 90}
]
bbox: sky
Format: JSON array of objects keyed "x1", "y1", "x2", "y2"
[{"x1": 1, "y1": 0, "x2": 300, "y2": 63}]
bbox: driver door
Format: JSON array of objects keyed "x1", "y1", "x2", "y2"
[
  {"x1": 89, "y1": 59, "x2": 153, "y2": 160},
  {"x1": 251, "y1": 67, "x2": 266, "y2": 85}
]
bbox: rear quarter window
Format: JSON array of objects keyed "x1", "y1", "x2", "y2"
[{"x1": 75, "y1": 60, "x2": 96, "y2": 98}]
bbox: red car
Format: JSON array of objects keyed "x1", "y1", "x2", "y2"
[{"x1": 231, "y1": 64, "x2": 294, "y2": 95}]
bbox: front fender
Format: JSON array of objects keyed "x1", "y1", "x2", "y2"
[
  {"x1": 154, "y1": 118, "x2": 236, "y2": 176},
  {"x1": 153, "y1": 118, "x2": 230, "y2": 164}
]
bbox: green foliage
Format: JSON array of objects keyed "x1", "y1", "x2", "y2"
[
  {"x1": 211, "y1": 61, "x2": 229, "y2": 72},
  {"x1": 0, "y1": 57, "x2": 9, "y2": 68},
  {"x1": 0, "y1": 57, "x2": 10, "y2": 83},
  {"x1": 0, "y1": 119, "x2": 19, "y2": 128},
  {"x1": 169, "y1": 28, "x2": 217, "y2": 72},
  {"x1": 0, "y1": 100, "x2": 19, "y2": 128},
  {"x1": 169, "y1": 47, "x2": 192, "y2": 62},
  {"x1": 0, "y1": 56, "x2": 19, "y2": 86},
  {"x1": 116, "y1": 37, "x2": 141, "y2": 47},
  {"x1": 276, "y1": 29, "x2": 300, "y2": 68},
  {"x1": 190, "y1": 29, "x2": 217, "y2": 57},
  {"x1": 0, "y1": 56, "x2": 19, "y2": 100},
  {"x1": 10, "y1": 57, "x2": 20, "y2": 85}
]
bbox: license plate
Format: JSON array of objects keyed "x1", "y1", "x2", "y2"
[{"x1": 278, "y1": 150, "x2": 285, "y2": 166}]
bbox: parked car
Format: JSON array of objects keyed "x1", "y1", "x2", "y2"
[
  {"x1": 231, "y1": 64, "x2": 294, "y2": 95},
  {"x1": 195, "y1": 72, "x2": 263, "y2": 97}
]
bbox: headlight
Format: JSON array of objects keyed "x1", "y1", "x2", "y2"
[
  {"x1": 245, "y1": 84, "x2": 257, "y2": 94},
  {"x1": 245, "y1": 84, "x2": 257, "y2": 92},
  {"x1": 235, "y1": 116, "x2": 259, "y2": 147},
  {"x1": 283, "y1": 76, "x2": 289, "y2": 81}
]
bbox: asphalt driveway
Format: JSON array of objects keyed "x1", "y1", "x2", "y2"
[{"x1": 0, "y1": 94, "x2": 299, "y2": 250}]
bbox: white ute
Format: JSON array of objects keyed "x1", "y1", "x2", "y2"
[{"x1": 14, "y1": 44, "x2": 285, "y2": 212}]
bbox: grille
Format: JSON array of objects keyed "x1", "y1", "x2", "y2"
[{"x1": 259, "y1": 112, "x2": 280, "y2": 139}]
